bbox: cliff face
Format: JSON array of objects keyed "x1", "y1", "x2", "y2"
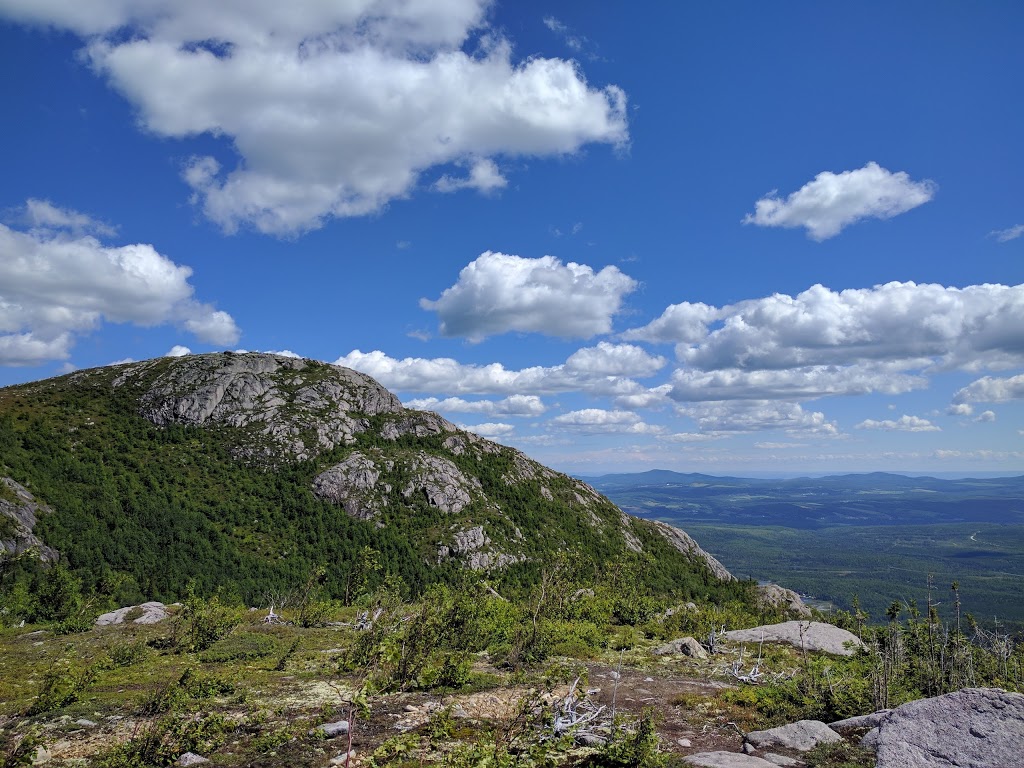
[{"x1": 0, "y1": 352, "x2": 733, "y2": 594}]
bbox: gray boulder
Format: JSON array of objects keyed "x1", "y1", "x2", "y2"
[
  {"x1": 653, "y1": 637, "x2": 709, "y2": 659},
  {"x1": 724, "y1": 621, "x2": 863, "y2": 656},
  {"x1": 318, "y1": 720, "x2": 350, "y2": 738},
  {"x1": 745, "y1": 719, "x2": 842, "y2": 752},
  {"x1": 96, "y1": 601, "x2": 169, "y2": 626},
  {"x1": 176, "y1": 754, "x2": 209, "y2": 766},
  {"x1": 871, "y1": 687, "x2": 1024, "y2": 768},
  {"x1": 684, "y1": 753, "x2": 782, "y2": 768}
]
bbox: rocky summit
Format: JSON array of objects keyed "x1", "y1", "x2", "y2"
[{"x1": 0, "y1": 352, "x2": 734, "y2": 599}]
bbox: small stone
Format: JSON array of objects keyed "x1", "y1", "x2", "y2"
[
  {"x1": 176, "y1": 754, "x2": 209, "y2": 766},
  {"x1": 329, "y1": 750, "x2": 356, "y2": 765},
  {"x1": 677, "y1": 738, "x2": 692, "y2": 747},
  {"x1": 318, "y1": 720, "x2": 350, "y2": 738},
  {"x1": 74, "y1": 719, "x2": 97, "y2": 727},
  {"x1": 743, "y1": 742, "x2": 757, "y2": 754}
]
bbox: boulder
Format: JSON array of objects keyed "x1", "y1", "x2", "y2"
[
  {"x1": 176, "y1": 754, "x2": 209, "y2": 766},
  {"x1": 871, "y1": 687, "x2": 1024, "y2": 768},
  {"x1": 829, "y1": 710, "x2": 891, "y2": 732},
  {"x1": 96, "y1": 601, "x2": 169, "y2": 626},
  {"x1": 653, "y1": 637, "x2": 708, "y2": 659},
  {"x1": 684, "y1": 753, "x2": 782, "y2": 768},
  {"x1": 745, "y1": 720, "x2": 843, "y2": 752},
  {"x1": 724, "y1": 621, "x2": 863, "y2": 656},
  {"x1": 319, "y1": 720, "x2": 350, "y2": 738}
]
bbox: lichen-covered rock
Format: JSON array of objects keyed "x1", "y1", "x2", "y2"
[
  {"x1": 139, "y1": 352, "x2": 402, "y2": 463},
  {"x1": 724, "y1": 621, "x2": 863, "y2": 656},
  {"x1": 437, "y1": 524, "x2": 520, "y2": 570},
  {"x1": 870, "y1": 687, "x2": 1024, "y2": 768},
  {"x1": 0, "y1": 477, "x2": 60, "y2": 563},
  {"x1": 96, "y1": 602, "x2": 170, "y2": 626},
  {"x1": 756, "y1": 584, "x2": 811, "y2": 617},
  {"x1": 312, "y1": 453, "x2": 391, "y2": 520},
  {"x1": 402, "y1": 453, "x2": 479, "y2": 515},
  {"x1": 380, "y1": 411, "x2": 456, "y2": 441},
  {"x1": 745, "y1": 720, "x2": 843, "y2": 752},
  {"x1": 653, "y1": 637, "x2": 708, "y2": 659},
  {"x1": 649, "y1": 520, "x2": 735, "y2": 582}
]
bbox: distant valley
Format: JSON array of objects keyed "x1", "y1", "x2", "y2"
[{"x1": 581, "y1": 470, "x2": 1024, "y2": 628}]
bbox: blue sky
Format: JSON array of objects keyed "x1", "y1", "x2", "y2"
[{"x1": 1, "y1": 1, "x2": 1022, "y2": 475}]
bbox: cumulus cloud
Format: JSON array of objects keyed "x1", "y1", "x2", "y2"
[
  {"x1": 434, "y1": 158, "x2": 508, "y2": 194},
  {"x1": 947, "y1": 403, "x2": 974, "y2": 416},
  {"x1": 165, "y1": 345, "x2": 192, "y2": 357},
  {"x1": 668, "y1": 365, "x2": 925, "y2": 402},
  {"x1": 23, "y1": 198, "x2": 116, "y2": 237},
  {"x1": 421, "y1": 252, "x2": 637, "y2": 341},
  {"x1": 405, "y1": 394, "x2": 546, "y2": 417},
  {"x1": 337, "y1": 342, "x2": 657, "y2": 397},
  {"x1": 0, "y1": 201, "x2": 239, "y2": 366},
  {"x1": 744, "y1": 162, "x2": 936, "y2": 240},
  {"x1": 856, "y1": 415, "x2": 940, "y2": 432},
  {"x1": 953, "y1": 374, "x2": 1024, "y2": 403},
  {"x1": 459, "y1": 422, "x2": 514, "y2": 437},
  {"x1": 620, "y1": 300, "x2": 719, "y2": 344},
  {"x1": 676, "y1": 401, "x2": 838, "y2": 435},
  {"x1": 990, "y1": 224, "x2": 1024, "y2": 243},
  {"x1": 565, "y1": 342, "x2": 665, "y2": 377},
  {"x1": 0, "y1": 1, "x2": 627, "y2": 235},
  {"x1": 631, "y1": 282, "x2": 1024, "y2": 376},
  {"x1": 975, "y1": 410, "x2": 996, "y2": 423},
  {"x1": 550, "y1": 409, "x2": 662, "y2": 435}
]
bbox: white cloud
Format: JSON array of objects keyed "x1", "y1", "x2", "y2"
[
  {"x1": 620, "y1": 300, "x2": 719, "y2": 344},
  {"x1": 632, "y1": 282, "x2": 1024, "y2": 374},
  {"x1": 975, "y1": 410, "x2": 996, "y2": 423},
  {"x1": 676, "y1": 401, "x2": 838, "y2": 435},
  {"x1": 405, "y1": 394, "x2": 546, "y2": 417},
  {"x1": 434, "y1": 158, "x2": 508, "y2": 194},
  {"x1": 743, "y1": 162, "x2": 936, "y2": 240},
  {"x1": 612, "y1": 384, "x2": 673, "y2": 410},
  {"x1": 459, "y1": 422, "x2": 514, "y2": 437},
  {"x1": 337, "y1": 343, "x2": 653, "y2": 397},
  {"x1": 947, "y1": 403, "x2": 974, "y2": 416},
  {"x1": 1, "y1": 1, "x2": 627, "y2": 235},
  {"x1": 754, "y1": 441, "x2": 808, "y2": 449},
  {"x1": 990, "y1": 224, "x2": 1024, "y2": 243},
  {"x1": 953, "y1": 374, "x2": 1024, "y2": 403},
  {"x1": 0, "y1": 201, "x2": 239, "y2": 366},
  {"x1": 669, "y1": 365, "x2": 925, "y2": 402},
  {"x1": 565, "y1": 342, "x2": 665, "y2": 377},
  {"x1": 856, "y1": 415, "x2": 940, "y2": 432},
  {"x1": 420, "y1": 252, "x2": 637, "y2": 340},
  {"x1": 165, "y1": 345, "x2": 192, "y2": 357},
  {"x1": 550, "y1": 408, "x2": 662, "y2": 435},
  {"x1": 23, "y1": 199, "x2": 116, "y2": 237},
  {"x1": 658, "y1": 432, "x2": 720, "y2": 443}
]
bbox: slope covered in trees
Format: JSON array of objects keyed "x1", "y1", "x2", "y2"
[{"x1": 0, "y1": 352, "x2": 749, "y2": 623}]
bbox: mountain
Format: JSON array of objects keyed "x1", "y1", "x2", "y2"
[{"x1": 0, "y1": 352, "x2": 737, "y2": 606}]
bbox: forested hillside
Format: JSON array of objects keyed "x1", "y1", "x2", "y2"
[{"x1": 0, "y1": 352, "x2": 747, "y2": 624}]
